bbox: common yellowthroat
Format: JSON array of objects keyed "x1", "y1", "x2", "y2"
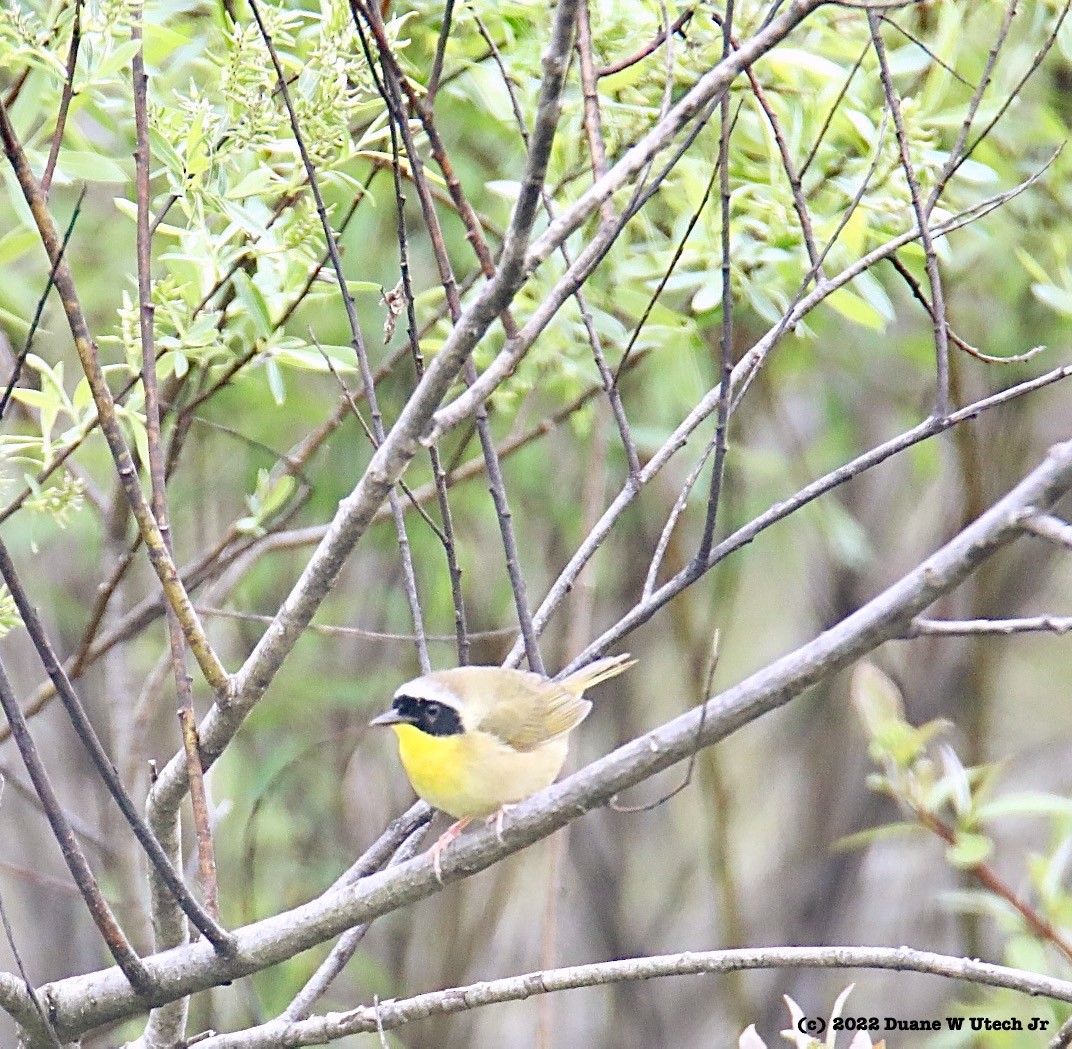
[{"x1": 370, "y1": 654, "x2": 635, "y2": 870}]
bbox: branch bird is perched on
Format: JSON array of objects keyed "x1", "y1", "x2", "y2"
[{"x1": 371, "y1": 654, "x2": 636, "y2": 875}]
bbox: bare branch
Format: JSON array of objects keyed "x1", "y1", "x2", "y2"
[
  {"x1": 193, "y1": 945, "x2": 1072, "y2": 1047},
  {"x1": 39, "y1": 0, "x2": 82, "y2": 196},
  {"x1": 869, "y1": 11, "x2": 950, "y2": 416},
  {"x1": 0, "y1": 96, "x2": 230, "y2": 696},
  {"x1": 0, "y1": 658, "x2": 152, "y2": 997},
  {"x1": 1022, "y1": 512, "x2": 1072, "y2": 550},
  {"x1": 30, "y1": 438, "x2": 1072, "y2": 1042},
  {"x1": 904, "y1": 616, "x2": 1072, "y2": 637},
  {"x1": 146, "y1": 0, "x2": 582, "y2": 823}
]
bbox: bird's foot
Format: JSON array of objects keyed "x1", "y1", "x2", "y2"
[
  {"x1": 486, "y1": 804, "x2": 518, "y2": 844},
  {"x1": 430, "y1": 817, "x2": 471, "y2": 883}
]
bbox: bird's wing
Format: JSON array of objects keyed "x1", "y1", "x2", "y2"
[{"x1": 477, "y1": 686, "x2": 591, "y2": 752}]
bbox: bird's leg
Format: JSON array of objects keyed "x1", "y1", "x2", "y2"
[
  {"x1": 486, "y1": 804, "x2": 518, "y2": 844},
  {"x1": 430, "y1": 817, "x2": 471, "y2": 882}
]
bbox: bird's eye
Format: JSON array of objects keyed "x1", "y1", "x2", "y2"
[{"x1": 424, "y1": 701, "x2": 440, "y2": 717}]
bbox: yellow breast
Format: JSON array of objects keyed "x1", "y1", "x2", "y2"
[{"x1": 391, "y1": 723, "x2": 569, "y2": 820}]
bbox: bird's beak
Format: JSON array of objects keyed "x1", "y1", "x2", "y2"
[{"x1": 369, "y1": 708, "x2": 407, "y2": 728}]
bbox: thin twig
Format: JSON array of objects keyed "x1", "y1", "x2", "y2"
[
  {"x1": 903, "y1": 616, "x2": 1072, "y2": 637},
  {"x1": 595, "y1": 7, "x2": 695, "y2": 78},
  {"x1": 425, "y1": 0, "x2": 454, "y2": 104},
  {"x1": 0, "y1": 779, "x2": 65, "y2": 1049},
  {"x1": 800, "y1": 40, "x2": 869, "y2": 178},
  {"x1": 0, "y1": 186, "x2": 86, "y2": 422},
  {"x1": 194, "y1": 606, "x2": 516, "y2": 643},
  {"x1": 929, "y1": 0, "x2": 1019, "y2": 212},
  {"x1": 695, "y1": 2, "x2": 736, "y2": 568},
  {"x1": 881, "y1": 13, "x2": 973, "y2": 88},
  {"x1": 39, "y1": 0, "x2": 82, "y2": 195},
  {"x1": 196, "y1": 945, "x2": 1072, "y2": 1047},
  {"x1": 610, "y1": 632, "x2": 719, "y2": 812},
  {"x1": 380, "y1": 28, "x2": 470, "y2": 665},
  {"x1": 869, "y1": 12, "x2": 950, "y2": 416},
  {"x1": 570, "y1": 0, "x2": 641, "y2": 474},
  {"x1": 0, "y1": 536, "x2": 234, "y2": 953},
  {"x1": 250, "y1": 0, "x2": 432, "y2": 672},
  {"x1": 0, "y1": 658, "x2": 152, "y2": 996},
  {"x1": 133, "y1": 8, "x2": 222, "y2": 929},
  {"x1": 887, "y1": 254, "x2": 1045, "y2": 364}
]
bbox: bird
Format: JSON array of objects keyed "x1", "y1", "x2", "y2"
[{"x1": 370, "y1": 654, "x2": 635, "y2": 876}]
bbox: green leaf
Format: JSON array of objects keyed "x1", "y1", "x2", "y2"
[
  {"x1": 260, "y1": 474, "x2": 296, "y2": 519},
  {"x1": 56, "y1": 151, "x2": 129, "y2": 183},
  {"x1": 833, "y1": 822, "x2": 926, "y2": 852},
  {"x1": 265, "y1": 357, "x2": 286, "y2": 405},
  {"x1": 226, "y1": 167, "x2": 276, "y2": 200},
  {"x1": 825, "y1": 286, "x2": 888, "y2": 331},
  {"x1": 851, "y1": 662, "x2": 905, "y2": 738},
  {"x1": 233, "y1": 271, "x2": 273, "y2": 340},
  {"x1": 945, "y1": 831, "x2": 992, "y2": 869},
  {"x1": 95, "y1": 39, "x2": 141, "y2": 79},
  {"x1": 1032, "y1": 282, "x2": 1072, "y2": 316},
  {"x1": 0, "y1": 227, "x2": 39, "y2": 266},
  {"x1": 977, "y1": 792, "x2": 1072, "y2": 822}
]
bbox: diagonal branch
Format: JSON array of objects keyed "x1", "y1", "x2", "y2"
[
  {"x1": 145, "y1": 0, "x2": 582, "y2": 823},
  {"x1": 0, "y1": 98, "x2": 230, "y2": 697},
  {"x1": 0, "y1": 658, "x2": 152, "y2": 998},
  {"x1": 32, "y1": 437, "x2": 1072, "y2": 1042},
  {"x1": 0, "y1": 537, "x2": 233, "y2": 952}
]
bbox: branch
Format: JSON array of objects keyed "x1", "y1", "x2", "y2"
[
  {"x1": 145, "y1": 0, "x2": 581, "y2": 827},
  {"x1": 0, "y1": 658, "x2": 152, "y2": 998},
  {"x1": 0, "y1": 97, "x2": 230, "y2": 697},
  {"x1": 525, "y1": 0, "x2": 826, "y2": 271},
  {"x1": 194, "y1": 945, "x2": 1072, "y2": 1047},
  {"x1": 596, "y1": 8, "x2": 694, "y2": 78},
  {"x1": 1023, "y1": 512, "x2": 1072, "y2": 550},
  {"x1": 904, "y1": 616, "x2": 1072, "y2": 637},
  {"x1": 34, "y1": 438, "x2": 1072, "y2": 1041},
  {"x1": 39, "y1": 0, "x2": 82, "y2": 196},
  {"x1": 0, "y1": 537, "x2": 232, "y2": 952}
]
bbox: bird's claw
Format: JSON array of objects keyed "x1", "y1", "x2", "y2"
[
  {"x1": 486, "y1": 804, "x2": 517, "y2": 844},
  {"x1": 428, "y1": 817, "x2": 470, "y2": 883}
]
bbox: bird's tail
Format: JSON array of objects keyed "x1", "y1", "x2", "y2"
[{"x1": 559, "y1": 653, "x2": 636, "y2": 696}]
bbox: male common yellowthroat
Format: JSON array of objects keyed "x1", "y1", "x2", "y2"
[{"x1": 370, "y1": 654, "x2": 635, "y2": 870}]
